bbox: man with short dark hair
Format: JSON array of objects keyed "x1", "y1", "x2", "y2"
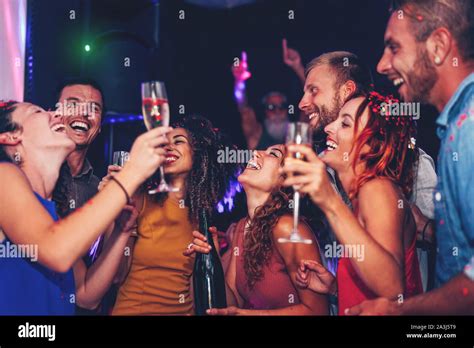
[
  {"x1": 348, "y1": 0, "x2": 474, "y2": 315},
  {"x1": 52, "y1": 78, "x2": 104, "y2": 283},
  {"x1": 52, "y1": 78, "x2": 106, "y2": 314}
]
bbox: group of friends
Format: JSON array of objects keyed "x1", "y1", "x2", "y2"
[{"x1": 0, "y1": 0, "x2": 472, "y2": 315}]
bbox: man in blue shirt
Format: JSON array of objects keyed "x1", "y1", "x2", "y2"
[{"x1": 348, "y1": 0, "x2": 474, "y2": 315}]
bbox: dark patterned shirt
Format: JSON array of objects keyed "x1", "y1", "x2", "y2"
[{"x1": 53, "y1": 159, "x2": 101, "y2": 266}]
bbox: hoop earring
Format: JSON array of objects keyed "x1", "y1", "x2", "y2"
[{"x1": 13, "y1": 151, "x2": 21, "y2": 165}]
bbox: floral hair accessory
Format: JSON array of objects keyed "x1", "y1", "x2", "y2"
[
  {"x1": 367, "y1": 91, "x2": 417, "y2": 150},
  {"x1": 368, "y1": 91, "x2": 400, "y2": 118}
]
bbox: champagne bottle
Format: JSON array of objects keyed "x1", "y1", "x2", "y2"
[{"x1": 193, "y1": 209, "x2": 227, "y2": 315}]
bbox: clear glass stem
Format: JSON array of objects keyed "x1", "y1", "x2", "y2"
[
  {"x1": 277, "y1": 188, "x2": 312, "y2": 244},
  {"x1": 148, "y1": 165, "x2": 178, "y2": 194},
  {"x1": 292, "y1": 190, "x2": 300, "y2": 236},
  {"x1": 159, "y1": 165, "x2": 167, "y2": 187}
]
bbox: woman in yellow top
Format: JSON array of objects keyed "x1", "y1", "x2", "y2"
[{"x1": 103, "y1": 116, "x2": 237, "y2": 315}]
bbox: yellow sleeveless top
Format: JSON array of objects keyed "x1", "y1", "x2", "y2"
[{"x1": 113, "y1": 194, "x2": 195, "y2": 315}]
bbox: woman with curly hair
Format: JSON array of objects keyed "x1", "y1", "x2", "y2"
[
  {"x1": 185, "y1": 144, "x2": 328, "y2": 315},
  {"x1": 108, "y1": 116, "x2": 236, "y2": 315},
  {"x1": 282, "y1": 93, "x2": 423, "y2": 315}
]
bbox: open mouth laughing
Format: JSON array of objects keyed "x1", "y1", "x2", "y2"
[
  {"x1": 51, "y1": 123, "x2": 67, "y2": 133},
  {"x1": 389, "y1": 74, "x2": 405, "y2": 92},
  {"x1": 326, "y1": 138, "x2": 338, "y2": 151},
  {"x1": 165, "y1": 153, "x2": 179, "y2": 165},
  {"x1": 308, "y1": 111, "x2": 319, "y2": 121},
  {"x1": 68, "y1": 120, "x2": 91, "y2": 133},
  {"x1": 393, "y1": 77, "x2": 404, "y2": 87},
  {"x1": 246, "y1": 159, "x2": 262, "y2": 170}
]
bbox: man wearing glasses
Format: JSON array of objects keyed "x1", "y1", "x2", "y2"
[
  {"x1": 232, "y1": 42, "x2": 300, "y2": 150},
  {"x1": 234, "y1": 86, "x2": 290, "y2": 150}
]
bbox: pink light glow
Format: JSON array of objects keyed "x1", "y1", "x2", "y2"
[{"x1": 0, "y1": 0, "x2": 27, "y2": 101}]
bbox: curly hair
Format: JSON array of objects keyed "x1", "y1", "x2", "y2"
[
  {"x1": 243, "y1": 186, "x2": 293, "y2": 290},
  {"x1": 0, "y1": 100, "x2": 20, "y2": 163},
  {"x1": 350, "y1": 92, "x2": 419, "y2": 200},
  {"x1": 152, "y1": 115, "x2": 240, "y2": 223}
]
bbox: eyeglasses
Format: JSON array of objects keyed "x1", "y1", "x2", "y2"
[{"x1": 264, "y1": 103, "x2": 287, "y2": 112}]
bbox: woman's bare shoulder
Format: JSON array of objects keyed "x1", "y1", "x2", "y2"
[
  {"x1": 358, "y1": 177, "x2": 403, "y2": 208},
  {"x1": 273, "y1": 214, "x2": 315, "y2": 241}
]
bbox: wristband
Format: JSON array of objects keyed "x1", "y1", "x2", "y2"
[{"x1": 110, "y1": 176, "x2": 131, "y2": 205}]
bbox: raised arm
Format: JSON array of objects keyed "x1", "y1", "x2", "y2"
[
  {"x1": 0, "y1": 127, "x2": 170, "y2": 273},
  {"x1": 232, "y1": 51, "x2": 251, "y2": 108},
  {"x1": 231, "y1": 51, "x2": 262, "y2": 150},
  {"x1": 282, "y1": 38, "x2": 305, "y2": 85}
]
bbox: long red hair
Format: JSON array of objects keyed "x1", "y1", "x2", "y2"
[{"x1": 349, "y1": 92, "x2": 418, "y2": 200}]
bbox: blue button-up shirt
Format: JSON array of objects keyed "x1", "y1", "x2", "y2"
[{"x1": 434, "y1": 73, "x2": 474, "y2": 287}]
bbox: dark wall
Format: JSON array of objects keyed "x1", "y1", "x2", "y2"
[{"x1": 26, "y1": 0, "x2": 440, "y2": 178}]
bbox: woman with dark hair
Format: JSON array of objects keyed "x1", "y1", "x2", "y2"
[
  {"x1": 108, "y1": 116, "x2": 237, "y2": 315},
  {"x1": 282, "y1": 92, "x2": 423, "y2": 315},
  {"x1": 185, "y1": 144, "x2": 328, "y2": 315},
  {"x1": 0, "y1": 101, "x2": 170, "y2": 314}
]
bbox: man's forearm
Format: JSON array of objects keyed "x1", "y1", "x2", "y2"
[
  {"x1": 294, "y1": 64, "x2": 305, "y2": 85},
  {"x1": 400, "y1": 274, "x2": 474, "y2": 315}
]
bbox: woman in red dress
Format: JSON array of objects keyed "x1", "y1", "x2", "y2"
[{"x1": 284, "y1": 92, "x2": 423, "y2": 315}]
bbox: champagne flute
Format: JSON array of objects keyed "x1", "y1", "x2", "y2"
[
  {"x1": 278, "y1": 122, "x2": 313, "y2": 244},
  {"x1": 141, "y1": 81, "x2": 178, "y2": 193},
  {"x1": 113, "y1": 151, "x2": 129, "y2": 167}
]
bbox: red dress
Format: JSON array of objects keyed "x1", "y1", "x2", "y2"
[{"x1": 337, "y1": 230, "x2": 423, "y2": 315}]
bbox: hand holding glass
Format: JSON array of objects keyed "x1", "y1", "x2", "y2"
[
  {"x1": 278, "y1": 122, "x2": 313, "y2": 244},
  {"x1": 141, "y1": 81, "x2": 178, "y2": 193}
]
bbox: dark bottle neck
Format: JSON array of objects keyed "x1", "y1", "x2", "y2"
[{"x1": 199, "y1": 209, "x2": 215, "y2": 248}]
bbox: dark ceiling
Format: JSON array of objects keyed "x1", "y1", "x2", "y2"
[{"x1": 26, "y1": 0, "x2": 439, "y2": 176}]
